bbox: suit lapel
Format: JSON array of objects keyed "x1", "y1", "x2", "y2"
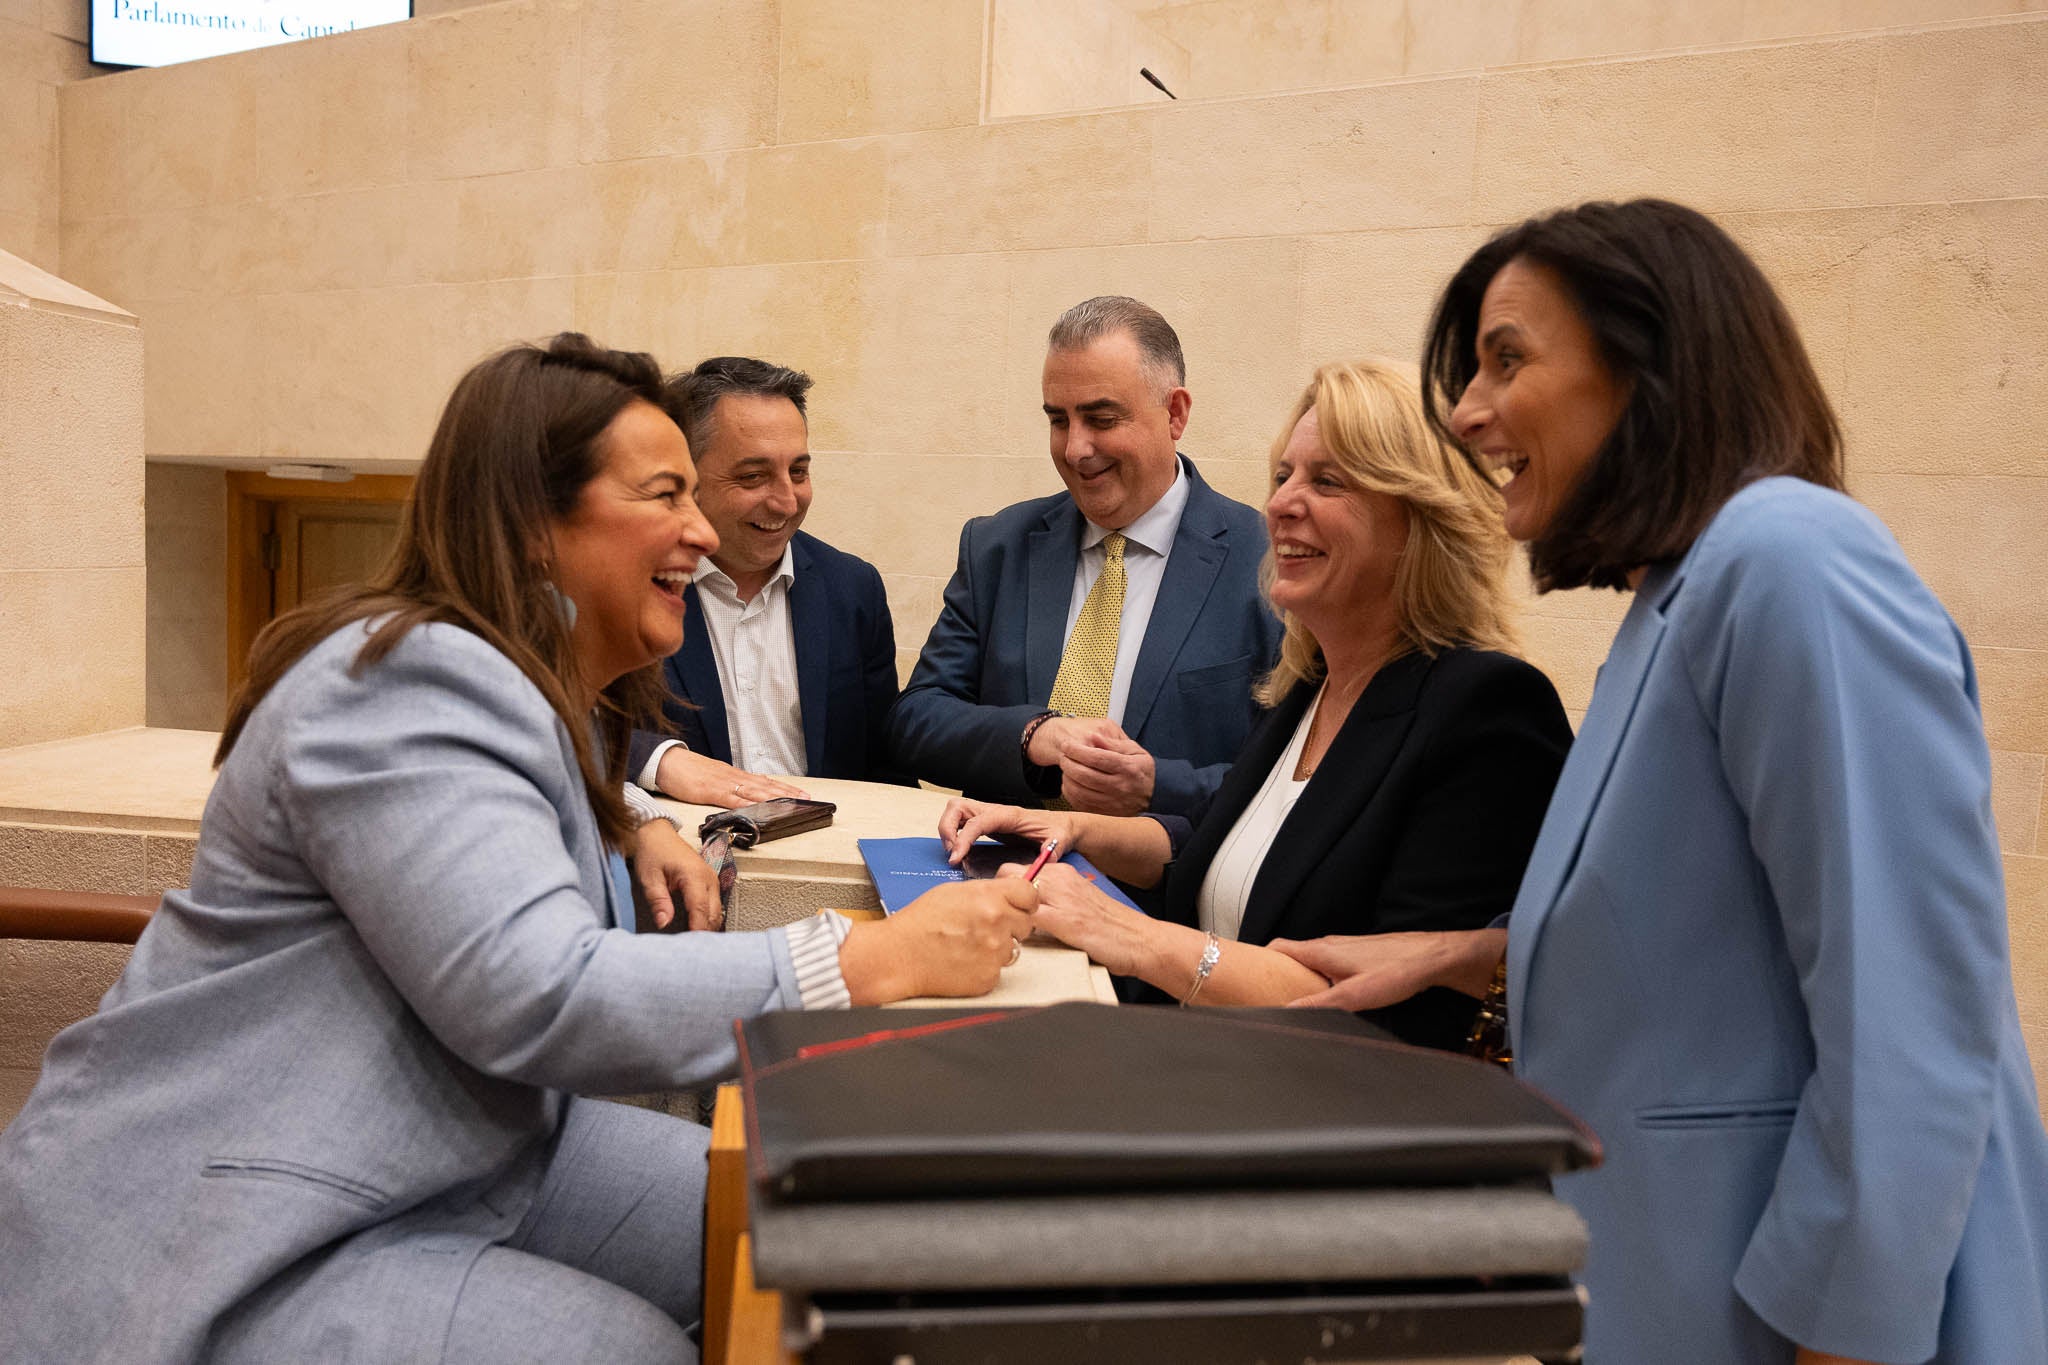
[
  {"x1": 1238, "y1": 656, "x2": 1428, "y2": 946},
  {"x1": 788, "y1": 538, "x2": 828, "y2": 768},
  {"x1": 1026, "y1": 503, "x2": 1081, "y2": 702},
  {"x1": 1124, "y1": 466, "x2": 1227, "y2": 737},
  {"x1": 675, "y1": 584, "x2": 732, "y2": 765},
  {"x1": 1506, "y1": 565, "x2": 1681, "y2": 1038}
]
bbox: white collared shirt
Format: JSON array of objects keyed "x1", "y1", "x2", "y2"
[
  {"x1": 1066, "y1": 458, "x2": 1191, "y2": 726},
  {"x1": 642, "y1": 546, "x2": 808, "y2": 783}
]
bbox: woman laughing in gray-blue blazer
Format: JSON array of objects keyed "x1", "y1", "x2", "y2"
[
  {"x1": 1282, "y1": 200, "x2": 2048, "y2": 1365},
  {"x1": 0, "y1": 335, "x2": 1037, "y2": 1363}
]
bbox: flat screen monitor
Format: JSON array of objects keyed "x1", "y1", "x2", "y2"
[{"x1": 92, "y1": 0, "x2": 412, "y2": 69}]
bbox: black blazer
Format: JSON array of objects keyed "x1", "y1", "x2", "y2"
[
  {"x1": 1157, "y1": 648, "x2": 1571, "y2": 1050},
  {"x1": 628, "y1": 532, "x2": 906, "y2": 784}
]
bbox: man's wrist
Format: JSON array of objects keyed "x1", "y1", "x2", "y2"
[{"x1": 1019, "y1": 709, "x2": 1068, "y2": 766}]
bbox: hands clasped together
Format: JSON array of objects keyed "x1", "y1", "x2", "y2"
[{"x1": 1024, "y1": 716, "x2": 1156, "y2": 816}]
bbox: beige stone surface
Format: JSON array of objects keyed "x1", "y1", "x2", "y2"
[
  {"x1": 578, "y1": 0, "x2": 778, "y2": 161},
  {"x1": 1978, "y1": 648, "x2": 2048, "y2": 755},
  {"x1": 775, "y1": 0, "x2": 983, "y2": 141},
  {"x1": 145, "y1": 835, "x2": 199, "y2": 891},
  {"x1": 0, "y1": 823, "x2": 148, "y2": 893},
  {"x1": 1869, "y1": 18, "x2": 2048, "y2": 204},
  {"x1": 739, "y1": 138, "x2": 889, "y2": 264},
  {"x1": 1297, "y1": 225, "x2": 1496, "y2": 367},
  {"x1": 146, "y1": 464, "x2": 228, "y2": 731},
  {"x1": 1151, "y1": 78, "x2": 1477, "y2": 241},
  {"x1": 406, "y1": 0, "x2": 581, "y2": 181},
  {"x1": 987, "y1": 0, "x2": 1189, "y2": 119},
  {"x1": 1513, "y1": 0, "x2": 1743, "y2": 64},
  {"x1": 0, "y1": 729, "x2": 216, "y2": 832},
  {"x1": 1992, "y1": 749, "x2": 2045, "y2": 854},
  {"x1": 0, "y1": 939, "x2": 129, "y2": 1069},
  {"x1": 885, "y1": 111, "x2": 1154, "y2": 257},
  {"x1": 140, "y1": 294, "x2": 260, "y2": 457},
  {"x1": 1836, "y1": 199, "x2": 2048, "y2": 480},
  {"x1": 0, "y1": 306, "x2": 143, "y2": 573},
  {"x1": 1857, "y1": 474, "x2": 2048, "y2": 653},
  {"x1": 1471, "y1": 40, "x2": 1879, "y2": 218},
  {"x1": 573, "y1": 269, "x2": 711, "y2": 368},
  {"x1": 248, "y1": 23, "x2": 412, "y2": 200},
  {"x1": 1145, "y1": 0, "x2": 1408, "y2": 97},
  {"x1": 2006, "y1": 852, "x2": 2048, "y2": 1101},
  {"x1": 0, "y1": 66, "x2": 58, "y2": 271},
  {"x1": 55, "y1": 67, "x2": 125, "y2": 223}
]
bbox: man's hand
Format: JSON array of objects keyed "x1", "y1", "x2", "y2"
[
  {"x1": 1057, "y1": 722, "x2": 1155, "y2": 816},
  {"x1": 629, "y1": 819, "x2": 723, "y2": 932},
  {"x1": 1023, "y1": 715, "x2": 1098, "y2": 768},
  {"x1": 655, "y1": 746, "x2": 809, "y2": 809}
]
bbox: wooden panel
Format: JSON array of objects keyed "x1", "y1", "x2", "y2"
[
  {"x1": 705, "y1": 1083, "x2": 750, "y2": 1365},
  {"x1": 277, "y1": 500, "x2": 401, "y2": 613}
]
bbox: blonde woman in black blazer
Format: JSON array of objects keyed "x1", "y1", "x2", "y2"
[{"x1": 939, "y1": 359, "x2": 1569, "y2": 1049}]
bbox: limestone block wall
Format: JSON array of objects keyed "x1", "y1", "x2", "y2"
[
  {"x1": 0, "y1": 0, "x2": 95, "y2": 271},
  {"x1": 0, "y1": 251, "x2": 145, "y2": 747},
  {"x1": 32, "y1": 1, "x2": 2048, "y2": 1090}
]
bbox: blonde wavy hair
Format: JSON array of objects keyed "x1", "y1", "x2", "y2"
[{"x1": 1255, "y1": 359, "x2": 1521, "y2": 705}]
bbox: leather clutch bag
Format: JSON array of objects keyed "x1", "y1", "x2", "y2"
[
  {"x1": 698, "y1": 797, "x2": 836, "y2": 849},
  {"x1": 736, "y1": 1003, "x2": 1601, "y2": 1200}
]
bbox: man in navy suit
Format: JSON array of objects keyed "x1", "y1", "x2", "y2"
[
  {"x1": 890, "y1": 297, "x2": 1280, "y2": 817},
  {"x1": 628, "y1": 357, "x2": 902, "y2": 804}
]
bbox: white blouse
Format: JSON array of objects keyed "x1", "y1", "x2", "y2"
[{"x1": 1195, "y1": 685, "x2": 1319, "y2": 941}]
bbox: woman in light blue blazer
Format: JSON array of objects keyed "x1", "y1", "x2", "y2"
[
  {"x1": 0, "y1": 335, "x2": 1035, "y2": 1363},
  {"x1": 1280, "y1": 200, "x2": 2048, "y2": 1363}
]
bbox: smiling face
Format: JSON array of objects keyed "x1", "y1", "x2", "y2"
[
  {"x1": 1448, "y1": 257, "x2": 1630, "y2": 543},
  {"x1": 1266, "y1": 407, "x2": 1410, "y2": 642},
  {"x1": 548, "y1": 399, "x2": 718, "y2": 689},
  {"x1": 693, "y1": 392, "x2": 812, "y2": 598},
  {"x1": 1042, "y1": 329, "x2": 1191, "y2": 530}
]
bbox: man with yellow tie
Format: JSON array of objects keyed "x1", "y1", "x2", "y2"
[{"x1": 889, "y1": 297, "x2": 1281, "y2": 817}]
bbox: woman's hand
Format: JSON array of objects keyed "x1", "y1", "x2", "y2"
[
  {"x1": 1270, "y1": 928, "x2": 1507, "y2": 1010},
  {"x1": 839, "y1": 879, "x2": 1038, "y2": 1004},
  {"x1": 628, "y1": 820, "x2": 722, "y2": 932},
  {"x1": 655, "y1": 746, "x2": 809, "y2": 809},
  {"x1": 1021, "y1": 862, "x2": 1157, "y2": 977},
  {"x1": 936, "y1": 798, "x2": 1076, "y2": 865}
]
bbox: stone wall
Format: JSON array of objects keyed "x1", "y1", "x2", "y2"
[{"x1": 0, "y1": 252, "x2": 145, "y2": 748}]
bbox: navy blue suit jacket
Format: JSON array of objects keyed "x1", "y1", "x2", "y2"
[
  {"x1": 628, "y1": 532, "x2": 903, "y2": 784},
  {"x1": 888, "y1": 458, "x2": 1281, "y2": 815}
]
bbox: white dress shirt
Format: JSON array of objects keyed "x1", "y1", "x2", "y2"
[
  {"x1": 1195, "y1": 685, "x2": 1316, "y2": 942},
  {"x1": 1066, "y1": 458, "x2": 1191, "y2": 727},
  {"x1": 639, "y1": 546, "x2": 808, "y2": 786}
]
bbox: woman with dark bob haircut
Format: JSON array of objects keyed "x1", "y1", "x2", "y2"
[
  {"x1": 0, "y1": 334, "x2": 1035, "y2": 1363},
  {"x1": 1275, "y1": 200, "x2": 2048, "y2": 1364}
]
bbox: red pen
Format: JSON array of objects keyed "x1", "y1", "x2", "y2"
[{"x1": 1023, "y1": 836, "x2": 1062, "y2": 882}]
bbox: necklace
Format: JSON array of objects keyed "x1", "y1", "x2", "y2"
[{"x1": 1293, "y1": 669, "x2": 1373, "y2": 782}]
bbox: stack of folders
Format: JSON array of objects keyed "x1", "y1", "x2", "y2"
[{"x1": 736, "y1": 1003, "x2": 1601, "y2": 1364}]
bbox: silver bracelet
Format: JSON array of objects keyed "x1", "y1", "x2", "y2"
[{"x1": 1181, "y1": 931, "x2": 1222, "y2": 1008}]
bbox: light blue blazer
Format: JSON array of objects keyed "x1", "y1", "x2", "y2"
[{"x1": 1509, "y1": 478, "x2": 2048, "y2": 1363}]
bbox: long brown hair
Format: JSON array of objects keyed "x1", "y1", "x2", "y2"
[
  {"x1": 1421, "y1": 198, "x2": 1843, "y2": 592},
  {"x1": 1256, "y1": 360, "x2": 1521, "y2": 704},
  {"x1": 218, "y1": 333, "x2": 673, "y2": 846}
]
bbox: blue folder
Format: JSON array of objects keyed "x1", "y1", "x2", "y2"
[{"x1": 857, "y1": 837, "x2": 1143, "y2": 915}]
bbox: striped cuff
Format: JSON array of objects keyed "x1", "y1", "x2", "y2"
[
  {"x1": 783, "y1": 911, "x2": 854, "y2": 1011},
  {"x1": 623, "y1": 781, "x2": 686, "y2": 833}
]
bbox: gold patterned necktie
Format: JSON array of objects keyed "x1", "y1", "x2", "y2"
[{"x1": 1048, "y1": 532, "x2": 1127, "y2": 719}]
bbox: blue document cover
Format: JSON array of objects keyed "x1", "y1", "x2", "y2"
[{"x1": 857, "y1": 837, "x2": 1143, "y2": 915}]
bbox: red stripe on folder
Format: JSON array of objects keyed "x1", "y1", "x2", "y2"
[{"x1": 793, "y1": 1010, "x2": 1015, "y2": 1062}]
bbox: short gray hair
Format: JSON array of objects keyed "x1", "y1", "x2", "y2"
[
  {"x1": 1046, "y1": 296, "x2": 1186, "y2": 393},
  {"x1": 661, "y1": 355, "x2": 813, "y2": 457}
]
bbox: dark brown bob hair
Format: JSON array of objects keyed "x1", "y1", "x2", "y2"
[
  {"x1": 218, "y1": 333, "x2": 672, "y2": 845},
  {"x1": 1421, "y1": 198, "x2": 1843, "y2": 592}
]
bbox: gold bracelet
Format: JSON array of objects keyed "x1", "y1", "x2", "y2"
[
  {"x1": 1181, "y1": 931, "x2": 1222, "y2": 1007},
  {"x1": 1465, "y1": 954, "x2": 1512, "y2": 1066}
]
